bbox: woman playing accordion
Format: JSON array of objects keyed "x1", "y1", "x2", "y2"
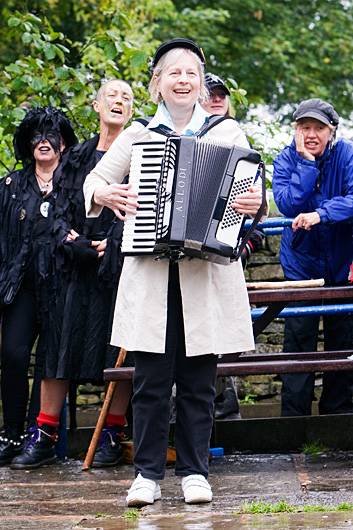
[{"x1": 84, "y1": 38, "x2": 263, "y2": 506}]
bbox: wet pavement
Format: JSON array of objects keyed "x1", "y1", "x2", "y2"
[{"x1": 1, "y1": 452, "x2": 353, "y2": 529}]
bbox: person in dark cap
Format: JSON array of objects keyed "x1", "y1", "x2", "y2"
[
  {"x1": 202, "y1": 73, "x2": 232, "y2": 117},
  {"x1": 83, "y1": 38, "x2": 264, "y2": 506},
  {"x1": 272, "y1": 98, "x2": 353, "y2": 417},
  {"x1": 292, "y1": 98, "x2": 339, "y2": 127},
  {"x1": 202, "y1": 72, "x2": 266, "y2": 421},
  {"x1": 150, "y1": 37, "x2": 206, "y2": 71},
  {"x1": 0, "y1": 107, "x2": 78, "y2": 466}
]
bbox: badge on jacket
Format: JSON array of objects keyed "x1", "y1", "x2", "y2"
[
  {"x1": 19, "y1": 208, "x2": 26, "y2": 221},
  {"x1": 40, "y1": 201, "x2": 50, "y2": 218}
]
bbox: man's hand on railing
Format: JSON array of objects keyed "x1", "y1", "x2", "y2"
[{"x1": 292, "y1": 211, "x2": 320, "y2": 231}]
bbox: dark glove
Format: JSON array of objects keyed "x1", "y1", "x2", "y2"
[
  {"x1": 248, "y1": 229, "x2": 265, "y2": 253},
  {"x1": 63, "y1": 236, "x2": 99, "y2": 264},
  {"x1": 241, "y1": 229, "x2": 265, "y2": 268}
]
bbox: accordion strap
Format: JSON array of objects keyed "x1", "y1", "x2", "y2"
[
  {"x1": 233, "y1": 161, "x2": 267, "y2": 261},
  {"x1": 135, "y1": 115, "x2": 233, "y2": 138},
  {"x1": 134, "y1": 117, "x2": 152, "y2": 127},
  {"x1": 196, "y1": 115, "x2": 233, "y2": 137},
  {"x1": 134, "y1": 117, "x2": 176, "y2": 137}
]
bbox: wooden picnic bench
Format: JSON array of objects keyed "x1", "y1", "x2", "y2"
[{"x1": 104, "y1": 284, "x2": 353, "y2": 382}]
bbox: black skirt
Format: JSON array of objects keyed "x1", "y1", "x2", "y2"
[{"x1": 43, "y1": 260, "x2": 120, "y2": 382}]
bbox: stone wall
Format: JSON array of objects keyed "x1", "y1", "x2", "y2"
[
  {"x1": 237, "y1": 232, "x2": 325, "y2": 406},
  {"x1": 238, "y1": 234, "x2": 285, "y2": 402}
]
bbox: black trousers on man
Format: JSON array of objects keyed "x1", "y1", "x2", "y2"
[
  {"x1": 281, "y1": 300, "x2": 353, "y2": 416},
  {"x1": 132, "y1": 262, "x2": 218, "y2": 481}
]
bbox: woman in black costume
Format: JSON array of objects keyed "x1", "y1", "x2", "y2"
[
  {"x1": 0, "y1": 107, "x2": 77, "y2": 466},
  {"x1": 11, "y1": 80, "x2": 134, "y2": 470}
]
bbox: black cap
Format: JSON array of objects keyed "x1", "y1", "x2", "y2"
[
  {"x1": 293, "y1": 98, "x2": 339, "y2": 126},
  {"x1": 204, "y1": 73, "x2": 230, "y2": 96},
  {"x1": 150, "y1": 38, "x2": 206, "y2": 70}
]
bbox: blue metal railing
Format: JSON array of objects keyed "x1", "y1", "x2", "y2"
[
  {"x1": 244, "y1": 216, "x2": 293, "y2": 235},
  {"x1": 246, "y1": 216, "x2": 353, "y2": 319},
  {"x1": 252, "y1": 304, "x2": 353, "y2": 320}
]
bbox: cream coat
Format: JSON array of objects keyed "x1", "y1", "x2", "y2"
[{"x1": 84, "y1": 119, "x2": 255, "y2": 356}]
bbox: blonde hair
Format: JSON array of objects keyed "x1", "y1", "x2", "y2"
[{"x1": 148, "y1": 48, "x2": 208, "y2": 104}]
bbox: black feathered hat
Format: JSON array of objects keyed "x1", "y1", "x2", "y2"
[{"x1": 13, "y1": 106, "x2": 78, "y2": 163}]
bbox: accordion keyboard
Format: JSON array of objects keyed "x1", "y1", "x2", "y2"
[
  {"x1": 216, "y1": 158, "x2": 261, "y2": 246},
  {"x1": 121, "y1": 140, "x2": 166, "y2": 254}
]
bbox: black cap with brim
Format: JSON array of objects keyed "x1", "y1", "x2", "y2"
[
  {"x1": 293, "y1": 98, "x2": 339, "y2": 126},
  {"x1": 294, "y1": 110, "x2": 332, "y2": 126},
  {"x1": 205, "y1": 73, "x2": 230, "y2": 96},
  {"x1": 151, "y1": 38, "x2": 206, "y2": 70}
]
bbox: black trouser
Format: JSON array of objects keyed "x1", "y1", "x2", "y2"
[
  {"x1": 1, "y1": 283, "x2": 40, "y2": 430},
  {"x1": 132, "y1": 262, "x2": 218, "y2": 481},
  {"x1": 281, "y1": 301, "x2": 353, "y2": 416}
]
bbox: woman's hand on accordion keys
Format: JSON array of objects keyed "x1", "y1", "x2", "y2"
[
  {"x1": 93, "y1": 183, "x2": 139, "y2": 221},
  {"x1": 231, "y1": 185, "x2": 262, "y2": 216}
]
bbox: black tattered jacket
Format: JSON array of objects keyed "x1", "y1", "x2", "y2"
[
  {"x1": 54, "y1": 135, "x2": 123, "y2": 286},
  {"x1": 0, "y1": 164, "x2": 59, "y2": 307}
]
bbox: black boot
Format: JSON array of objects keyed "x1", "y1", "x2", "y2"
[
  {"x1": 10, "y1": 423, "x2": 58, "y2": 470},
  {"x1": 0, "y1": 425, "x2": 26, "y2": 466},
  {"x1": 92, "y1": 426, "x2": 124, "y2": 468},
  {"x1": 214, "y1": 377, "x2": 241, "y2": 420}
]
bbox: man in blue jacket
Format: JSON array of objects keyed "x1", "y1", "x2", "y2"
[{"x1": 273, "y1": 98, "x2": 353, "y2": 416}]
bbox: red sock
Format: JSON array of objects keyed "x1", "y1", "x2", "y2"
[
  {"x1": 106, "y1": 414, "x2": 126, "y2": 428},
  {"x1": 37, "y1": 412, "x2": 60, "y2": 428}
]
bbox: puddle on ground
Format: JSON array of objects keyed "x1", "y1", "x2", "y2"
[{"x1": 77, "y1": 512, "x2": 353, "y2": 530}]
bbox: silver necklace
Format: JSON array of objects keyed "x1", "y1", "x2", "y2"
[{"x1": 35, "y1": 172, "x2": 53, "y2": 194}]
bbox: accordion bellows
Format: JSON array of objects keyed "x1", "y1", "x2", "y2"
[{"x1": 121, "y1": 136, "x2": 263, "y2": 264}]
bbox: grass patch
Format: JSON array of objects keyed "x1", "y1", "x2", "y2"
[
  {"x1": 94, "y1": 512, "x2": 111, "y2": 519},
  {"x1": 239, "y1": 394, "x2": 257, "y2": 405},
  {"x1": 123, "y1": 508, "x2": 140, "y2": 520},
  {"x1": 237, "y1": 500, "x2": 353, "y2": 515},
  {"x1": 302, "y1": 505, "x2": 330, "y2": 513},
  {"x1": 301, "y1": 440, "x2": 329, "y2": 456},
  {"x1": 239, "y1": 500, "x2": 295, "y2": 514},
  {"x1": 337, "y1": 503, "x2": 353, "y2": 511}
]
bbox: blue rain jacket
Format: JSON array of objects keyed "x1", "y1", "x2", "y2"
[{"x1": 272, "y1": 138, "x2": 353, "y2": 285}]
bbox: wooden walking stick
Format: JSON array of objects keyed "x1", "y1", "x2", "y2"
[{"x1": 82, "y1": 347, "x2": 127, "y2": 470}]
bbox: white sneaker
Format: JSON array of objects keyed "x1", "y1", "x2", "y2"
[
  {"x1": 181, "y1": 474, "x2": 213, "y2": 504},
  {"x1": 126, "y1": 473, "x2": 161, "y2": 507}
]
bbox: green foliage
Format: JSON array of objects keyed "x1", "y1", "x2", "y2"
[
  {"x1": 173, "y1": 0, "x2": 353, "y2": 119},
  {"x1": 94, "y1": 512, "x2": 111, "y2": 518},
  {"x1": 5, "y1": 1, "x2": 349, "y2": 176},
  {"x1": 239, "y1": 393, "x2": 257, "y2": 405},
  {"x1": 123, "y1": 508, "x2": 140, "y2": 519},
  {"x1": 237, "y1": 500, "x2": 353, "y2": 514},
  {"x1": 239, "y1": 500, "x2": 295, "y2": 514},
  {"x1": 301, "y1": 440, "x2": 329, "y2": 456},
  {"x1": 0, "y1": 0, "x2": 242, "y2": 175},
  {"x1": 0, "y1": 3, "x2": 165, "y2": 173},
  {"x1": 337, "y1": 503, "x2": 353, "y2": 511}
]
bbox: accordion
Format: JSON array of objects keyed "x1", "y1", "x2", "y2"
[{"x1": 121, "y1": 136, "x2": 265, "y2": 264}]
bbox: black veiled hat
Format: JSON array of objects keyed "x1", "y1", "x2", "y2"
[
  {"x1": 150, "y1": 38, "x2": 206, "y2": 71},
  {"x1": 13, "y1": 106, "x2": 78, "y2": 163}
]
